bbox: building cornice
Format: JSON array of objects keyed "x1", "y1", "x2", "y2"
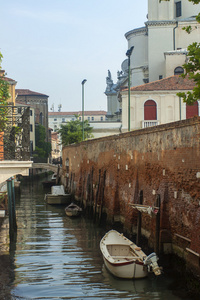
[
  {"x1": 145, "y1": 20, "x2": 177, "y2": 27},
  {"x1": 125, "y1": 26, "x2": 147, "y2": 39}
]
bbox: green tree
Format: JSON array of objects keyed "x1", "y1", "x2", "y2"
[
  {"x1": 0, "y1": 52, "x2": 10, "y2": 131},
  {"x1": 34, "y1": 124, "x2": 51, "y2": 158},
  {"x1": 160, "y1": 0, "x2": 200, "y2": 105},
  {"x1": 58, "y1": 115, "x2": 93, "y2": 145}
]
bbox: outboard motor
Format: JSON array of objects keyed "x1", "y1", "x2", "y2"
[{"x1": 144, "y1": 252, "x2": 161, "y2": 276}]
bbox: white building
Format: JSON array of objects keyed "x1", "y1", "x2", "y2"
[
  {"x1": 48, "y1": 111, "x2": 121, "y2": 139},
  {"x1": 105, "y1": 0, "x2": 200, "y2": 120},
  {"x1": 120, "y1": 75, "x2": 198, "y2": 131}
]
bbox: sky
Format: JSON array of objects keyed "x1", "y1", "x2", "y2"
[{"x1": 0, "y1": 0, "x2": 147, "y2": 112}]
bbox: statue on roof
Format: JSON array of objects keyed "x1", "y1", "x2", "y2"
[{"x1": 106, "y1": 70, "x2": 114, "y2": 93}]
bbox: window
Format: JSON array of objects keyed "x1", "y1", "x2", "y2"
[
  {"x1": 101, "y1": 116, "x2": 103, "y2": 121},
  {"x1": 144, "y1": 100, "x2": 157, "y2": 120},
  {"x1": 176, "y1": 1, "x2": 182, "y2": 17},
  {"x1": 159, "y1": 75, "x2": 163, "y2": 80},
  {"x1": 54, "y1": 118, "x2": 57, "y2": 121},
  {"x1": 186, "y1": 101, "x2": 199, "y2": 119},
  {"x1": 174, "y1": 66, "x2": 184, "y2": 75},
  {"x1": 92, "y1": 117, "x2": 94, "y2": 121},
  {"x1": 30, "y1": 110, "x2": 32, "y2": 116},
  {"x1": 88, "y1": 117, "x2": 90, "y2": 121},
  {"x1": 30, "y1": 124, "x2": 33, "y2": 132},
  {"x1": 62, "y1": 118, "x2": 65, "y2": 122},
  {"x1": 79, "y1": 117, "x2": 81, "y2": 120}
]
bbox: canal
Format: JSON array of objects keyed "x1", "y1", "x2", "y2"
[{"x1": 4, "y1": 177, "x2": 194, "y2": 299}]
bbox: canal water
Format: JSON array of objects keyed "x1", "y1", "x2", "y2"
[{"x1": 7, "y1": 177, "x2": 191, "y2": 299}]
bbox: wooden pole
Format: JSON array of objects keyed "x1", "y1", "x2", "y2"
[
  {"x1": 7, "y1": 177, "x2": 17, "y2": 241},
  {"x1": 11, "y1": 177, "x2": 17, "y2": 230},
  {"x1": 155, "y1": 194, "x2": 161, "y2": 254},
  {"x1": 136, "y1": 191, "x2": 143, "y2": 245}
]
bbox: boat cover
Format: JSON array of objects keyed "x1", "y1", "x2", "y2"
[{"x1": 51, "y1": 185, "x2": 65, "y2": 195}]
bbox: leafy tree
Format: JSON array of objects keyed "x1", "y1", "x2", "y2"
[
  {"x1": 58, "y1": 115, "x2": 93, "y2": 145},
  {"x1": 160, "y1": 0, "x2": 200, "y2": 104},
  {"x1": 0, "y1": 52, "x2": 10, "y2": 131},
  {"x1": 34, "y1": 124, "x2": 51, "y2": 158}
]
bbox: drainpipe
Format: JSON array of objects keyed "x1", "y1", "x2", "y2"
[{"x1": 173, "y1": 22, "x2": 178, "y2": 50}]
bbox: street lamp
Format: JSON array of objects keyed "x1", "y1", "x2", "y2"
[
  {"x1": 126, "y1": 46, "x2": 134, "y2": 131},
  {"x1": 81, "y1": 79, "x2": 87, "y2": 141}
]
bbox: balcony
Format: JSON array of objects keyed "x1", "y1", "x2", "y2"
[
  {"x1": 142, "y1": 120, "x2": 160, "y2": 128},
  {"x1": 0, "y1": 105, "x2": 32, "y2": 184},
  {"x1": 0, "y1": 105, "x2": 30, "y2": 161}
]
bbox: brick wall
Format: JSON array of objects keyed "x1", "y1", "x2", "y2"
[{"x1": 62, "y1": 116, "x2": 200, "y2": 272}]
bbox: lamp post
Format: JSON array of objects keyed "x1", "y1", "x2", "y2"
[
  {"x1": 126, "y1": 46, "x2": 134, "y2": 131},
  {"x1": 81, "y1": 79, "x2": 87, "y2": 141}
]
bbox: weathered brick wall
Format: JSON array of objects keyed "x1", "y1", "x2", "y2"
[{"x1": 62, "y1": 117, "x2": 200, "y2": 270}]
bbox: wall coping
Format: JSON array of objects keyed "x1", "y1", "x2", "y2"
[{"x1": 63, "y1": 116, "x2": 200, "y2": 149}]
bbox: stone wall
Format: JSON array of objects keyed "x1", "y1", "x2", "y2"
[{"x1": 62, "y1": 116, "x2": 200, "y2": 274}]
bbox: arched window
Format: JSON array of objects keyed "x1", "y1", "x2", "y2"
[
  {"x1": 174, "y1": 66, "x2": 184, "y2": 75},
  {"x1": 144, "y1": 100, "x2": 157, "y2": 120},
  {"x1": 186, "y1": 101, "x2": 199, "y2": 119}
]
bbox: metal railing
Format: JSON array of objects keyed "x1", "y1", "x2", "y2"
[{"x1": 0, "y1": 105, "x2": 30, "y2": 161}]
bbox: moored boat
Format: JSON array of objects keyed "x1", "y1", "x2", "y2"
[
  {"x1": 65, "y1": 203, "x2": 82, "y2": 217},
  {"x1": 100, "y1": 230, "x2": 161, "y2": 279},
  {"x1": 44, "y1": 185, "x2": 71, "y2": 205}
]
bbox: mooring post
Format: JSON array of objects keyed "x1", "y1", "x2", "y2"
[
  {"x1": 136, "y1": 191, "x2": 143, "y2": 246},
  {"x1": 11, "y1": 177, "x2": 17, "y2": 230},
  {"x1": 155, "y1": 194, "x2": 161, "y2": 255},
  {"x1": 7, "y1": 177, "x2": 17, "y2": 240}
]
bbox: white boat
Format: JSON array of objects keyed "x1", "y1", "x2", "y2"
[
  {"x1": 65, "y1": 203, "x2": 82, "y2": 217},
  {"x1": 100, "y1": 230, "x2": 161, "y2": 279},
  {"x1": 51, "y1": 173, "x2": 57, "y2": 181},
  {"x1": 44, "y1": 185, "x2": 71, "y2": 205}
]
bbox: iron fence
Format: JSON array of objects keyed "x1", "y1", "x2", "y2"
[{"x1": 0, "y1": 105, "x2": 30, "y2": 161}]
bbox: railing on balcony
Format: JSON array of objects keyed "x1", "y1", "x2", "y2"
[
  {"x1": 142, "y1": 120, "x2": 160, "y2": 128},
  {"x1": 0, "y1": 105, "x2": 30, "y2": 161}
]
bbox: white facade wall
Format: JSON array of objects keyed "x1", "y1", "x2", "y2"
[
  {"x1": 148, "y1": 23, "x2": 175, "y2": 82},
  {"x1": 126, "y1": 28, "x2": 148, "y2": 87},
  {"x1": 121, "y1": 90, "x2": 199, "y2": 132},
  {"x1": 124, "y1": 0, "x2": 200, "y2": 88},
  {"x1": 165, "y1": 51, "x2": 186, "y2": 77},
  {"x1": 148, "y1": 0, "x2": 174, "y2": 21}
]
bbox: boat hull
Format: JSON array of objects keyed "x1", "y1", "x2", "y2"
[
  {"x1": 65, "y1": 210, "x2": 81, "y2": 217},
  {"x1": 45, "y1": 194, "x2": 71, "y2": 205},
  {"x1": 103, "y1": 256, "x2": 147, "y2": 279}
]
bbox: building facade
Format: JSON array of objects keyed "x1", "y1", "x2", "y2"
[
  {"x1": 120, "y1": 75, "x2": 199, "y2": 131},
  {"x1": 105, "y1": 0, "x2": 200, "y2": 120},
  {"x1": 16, "y1": 89, "x2": 49, "y2": 143}
]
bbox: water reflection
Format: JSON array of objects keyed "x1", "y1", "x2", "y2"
[{"x1": 9, "y1": 178, "x2": 187, "y2": 299}]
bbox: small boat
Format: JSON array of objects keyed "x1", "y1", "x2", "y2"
[
  {"x1": 51, "y1": 173, "x2": 57, "y2": 181},
  {"x1": 42, "y1": 180, "x2": 56, "y2": 189},
  {"x1": 44, "y1": 185, "x2": 71, "y2": 205},
  {"x1": 100, "y1": 230, "x2": 161, "y2": 279},
  {"x1": 65, "y1": 203, "x2": 82, "y2": 217}
]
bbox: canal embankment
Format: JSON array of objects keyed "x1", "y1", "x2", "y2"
[{"x1": 61, "y1": 116, "x2": 200, "y2": 284}]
